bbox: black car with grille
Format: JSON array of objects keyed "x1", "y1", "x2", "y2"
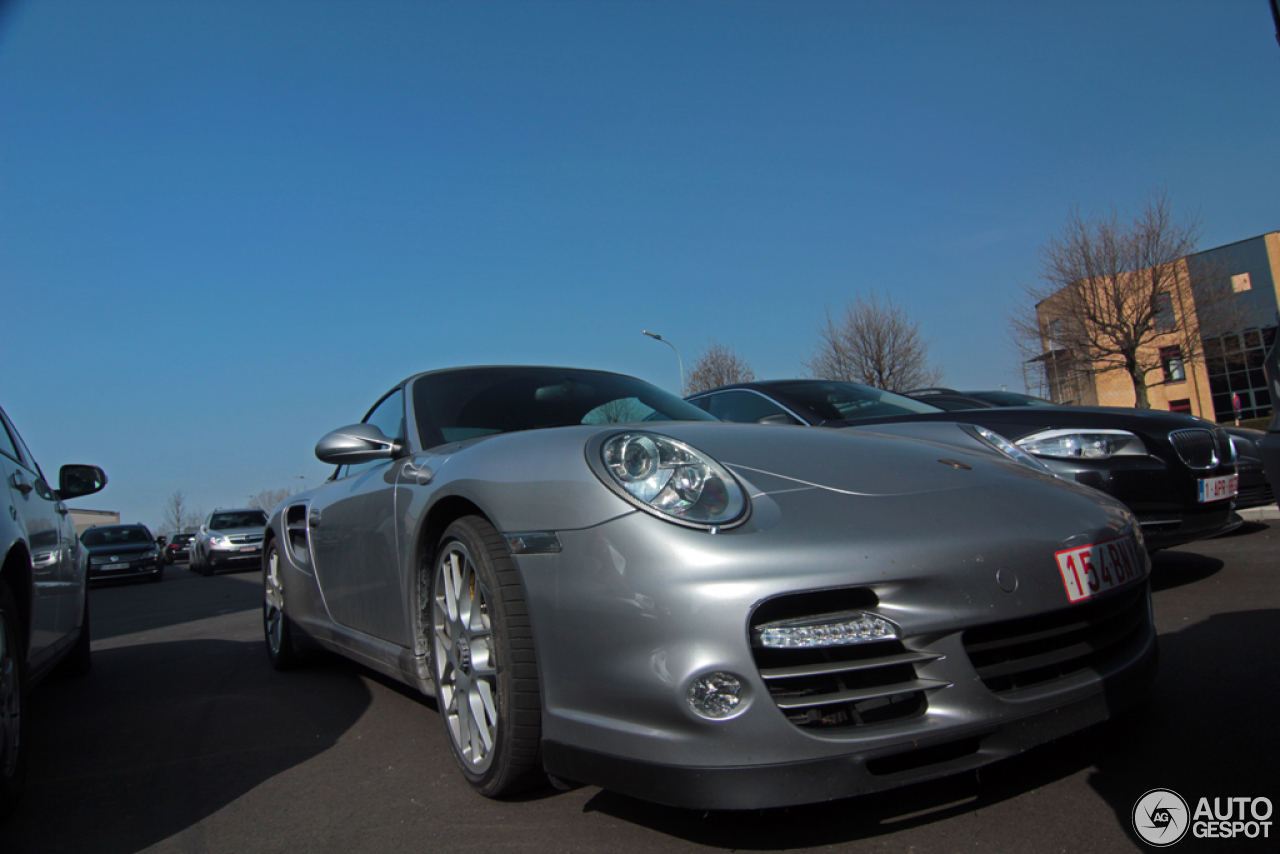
[
  {"x1": 82, "y1": 524, "x2": 164, "y2": 583},
  {"x1": 687, "y1": 380, "x2": 1241, "y2": 551}
]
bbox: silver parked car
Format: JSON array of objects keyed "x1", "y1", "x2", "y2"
[
  {"x1": 189, "y1": 509, "x2": 268, "y2": 576},
  {"x1": 1, "y1": 404, "x2": 106, "y2": 818},
  {"x1": 262, "y1": 366, "x2": 1157, "y2": 809}
]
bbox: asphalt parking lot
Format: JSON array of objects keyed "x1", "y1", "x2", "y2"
[{"x1": 2, "y1": 521, "x2": 1276, "y2": 854}]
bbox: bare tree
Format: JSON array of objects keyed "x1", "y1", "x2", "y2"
[
  {"x1": 1011, "y1": 189, "x2": 1241, "y2": 409},
  {"x1": 803, "y1": 294, "x2": 943, "y2": 391},
  {"x1": 160, "y1": 490, "x2": 202, "y2": 537},
  {"x1": 686, "y1": 341, "x2": 757, "y2": 394},
  {"x1": 248, "y1": 488, "x2": 293, "y2": 513}
]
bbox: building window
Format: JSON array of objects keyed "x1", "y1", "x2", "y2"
[
  {"x1": 1203, "y1": 325, "x2": 1277, "y2": 422},
  {"x1": 1168, "y1": 399, "x2": 1192, "y2": 414},
  {"x1": 1153, "y1": 292, "x2": 1175, "y2": 331},
  {"x1": 1159, "y1": 346, "x2": 1186, "y2": 383}
]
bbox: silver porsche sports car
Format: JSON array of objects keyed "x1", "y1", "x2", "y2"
[{"x1": 262, "y1": 366, "x2": 1157, "y2": 810}]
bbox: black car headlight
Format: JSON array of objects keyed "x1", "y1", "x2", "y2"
[
  {"x1": 1017, "y1": 428, "x2": 1148, "y2": 460},
  {"x1": 592, "y1": 432, "x2": 748, "y2": 530},
  {"x1": 958, "y1": 423, "x2": 1055, "y2": 474}
]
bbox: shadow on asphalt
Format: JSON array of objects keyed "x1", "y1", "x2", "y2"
[
  {"x1": 90, "y1": 567, "x2": 262, "y2": 641},
  {"x1": 1148, "y1": 549, "x2": 1224, "y2": 592},
  {"x1": 0, "y1": 638, "x2": 371, "y2": 854}
]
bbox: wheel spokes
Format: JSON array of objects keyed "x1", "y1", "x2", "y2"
[{"x1": 433, "y1": 542, "x2": 499, "y2": 771}]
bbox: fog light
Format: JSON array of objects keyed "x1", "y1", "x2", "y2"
[
  {"x1": 756, "y1": 612, "x2": 898, "y2": 649},
  {"x1": 686, "y1": 672, "x2": 744, "y2": 719}
]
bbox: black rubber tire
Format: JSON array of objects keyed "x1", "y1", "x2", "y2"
[
  {"x1": 151, "y1": 566, "x2": 165, "y2": 584},
  {"x1": 61, "y1": 593, "x2": 92, "y2": 677},
  {"x1": 427, "y1": 516, "x2": 542, "y2": 798},
  {"x1": 263, "y1": 543, "x2": 302, "y2": 671},
  {"x1": 0, "y1": 579, "x2": 28, "y2": 821}
]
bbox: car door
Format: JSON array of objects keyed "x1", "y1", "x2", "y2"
[
  {"x1": 308, "y1": 388, "x2": 410, "y2": 645},
  {"x1": 0, "y1": 408, "x2": 69, "y2": 665}
]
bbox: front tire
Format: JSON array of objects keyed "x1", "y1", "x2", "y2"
[
  {"x1": 263, "y1": 543, "x2": 301, "y2": 670},
  {"x1": 428, "y1": 516, "x2": 542, "y2": 798},
  {"x1": 0, "y1": 580, "x2": 28, "y2": 820}
]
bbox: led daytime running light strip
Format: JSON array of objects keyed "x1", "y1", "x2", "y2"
[{"x1": 756, "y1": 612, "x2": 898, "y2": 649}]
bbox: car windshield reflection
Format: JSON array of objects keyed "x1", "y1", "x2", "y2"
[{"x1": 412, "y1": 367, "x2": 715, "y2": 448}]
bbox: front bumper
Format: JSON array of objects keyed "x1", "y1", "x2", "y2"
[
  {"x1": 1040, "y1": 455, "x2": 1239, "y2": 549},
  {"x1": 89, "y1": 556, "x2": 162, "y2": 582},
  {"x1": 519, "y1": 478, "x2": 1156, "y2": 809},
  {"x1": 206, "y1": 545, "x2": 263, "y2": 568}
]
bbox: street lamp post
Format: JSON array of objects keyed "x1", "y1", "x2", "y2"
[{"x1": 642, "y1": 330, "x2": 685, "y2": 396}]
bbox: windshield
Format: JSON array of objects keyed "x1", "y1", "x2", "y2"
[
  {"x1": 82, "y1": 526, "x2": 152, "y2": 546},
  {"x1": 210, "y1": 511, "x2": 268, "y2": 530},
  {"x1": 412, "y1": 367, "x2": 716, "y2": 448},
  {"x1": 967, "y1": 391, "x2": 1057, "y2": 407},
  {"x1": 772, "y1": 380, "x2": 943, "y2": 422}
]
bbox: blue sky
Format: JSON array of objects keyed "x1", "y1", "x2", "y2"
[{"x1": 3, "y1": 0, "x2": 1278, "y2": 530}]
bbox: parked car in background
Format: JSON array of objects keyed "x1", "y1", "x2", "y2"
[
  {"x1": 1259, "y1": 338, "x2": 1280, "y2": 502},
  {"x1": 82, "y1": 524, "x2": 164, "y2": 584},
  {"x1": 1, "y1": 403, "x2": 106, "y2": 819},
  {"x1": 688, "y1": 380, "x2": 1241, "y2": 551},
  {"x1": 189, "y1": 510, "x2": 267, "y2": 575},
  {"x1": 161, "y1": 532, "x2": 196, "y2": 565},
  {"x1": 907, "y1": 388, "x2": 1275, "y2": 513},
  {"x1": 262, "y1": 365, "x2": 1157, "y2": 809}
]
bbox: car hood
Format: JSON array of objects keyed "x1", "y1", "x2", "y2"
[
  {"x1": 831, "y1": 405, "x2": 1229, "y2": 442},
  {"x1": 83, "y1": 542, "x2": 154, "y2": 556},
  {"x1": 651, "y1": 422, "x2": 1032, "y2": 497}
]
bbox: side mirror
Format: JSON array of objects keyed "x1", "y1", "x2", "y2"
[
  {"x1": 315, "y1": 424, "x2": 403, "y2": 465},
  {"x1": 58, "y1": 464, "x2": 107, "y2": 500}
]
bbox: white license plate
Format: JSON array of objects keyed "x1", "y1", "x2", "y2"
[
  {"x1": 1197, "y1": 474, "x2": 1238, "y2": 503},
  {"x1": 102, "y1": 563, "x2": 126, "y2": 571},
  {"x1": 239, "y1": 546, "x2": 259, "y2": 553},
  {"x1": 1055, "y1": 536, "x2": 1145, "y2": 603}
]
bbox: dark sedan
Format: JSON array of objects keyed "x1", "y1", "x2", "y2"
[
  {"x1": 162, "y1": 532, "x2": 196, "y2": 565},
  {"x1": 82, "y1": 524, "x2": 164, "y2": 583},
  {"x1": 687, "y1": 380, "x2": 1241, "y2": 551},
  {"x1": 906, "y1": 388, "x2": 1275, "y2": 512}
]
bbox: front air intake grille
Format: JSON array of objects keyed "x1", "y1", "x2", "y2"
[
  {"x1": 749, "y1": 587, "x2": 945, "y2": 731},
  {"x1": 963, "y1": 583, "x2": 1149, "y2": 695},
  {"x1": 1169, "y1": 429, "x2": 1220, "y2": 469},
  {"x1": 228, "y1": 534, "x2": 264, "y2": 545}
]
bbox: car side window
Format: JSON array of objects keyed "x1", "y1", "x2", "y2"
[
  {"x1": 342, "y1": 388, "x2": 406, "y2": 479},
  {"x1": 706, "y1": 391, "x2": 794, "y2": 424}
]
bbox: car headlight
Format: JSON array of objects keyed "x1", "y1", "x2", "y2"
[
  {"x1": 958, "y1": 423, "x2": 1055, "y2": 475},
  {"x1": 1017, "y1": 429, "x2": 1148, "y2": 460},
  {"x1": 594, "y1": 432, "x2": 748, "y2": 529},
  {"x1": 209, "y1": 535, "x2": 231, "y2": 547}
]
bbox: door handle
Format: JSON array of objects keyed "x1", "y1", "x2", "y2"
[{"x1": 9, "y1": 472, "x2": 33, "y2": 495}]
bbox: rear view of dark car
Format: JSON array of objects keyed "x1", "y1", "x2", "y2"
[
  {"x1": 82, "y1": 524, "x2": 164, "y2": 583},
  {"x1": 162, "y1": 532, "x2": 196, "y2": 565},
  {"x1": 688, "y1": 380, "x2": 1241, "y2": 551}
]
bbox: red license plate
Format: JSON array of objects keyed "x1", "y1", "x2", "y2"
[{"x1": 1055, "y1": 535, "x2": 1145, "y2": 603}]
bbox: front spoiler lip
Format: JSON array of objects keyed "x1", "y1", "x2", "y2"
[{"x1": 542, "y1": 637, "x2": 1159, "y2": 810}]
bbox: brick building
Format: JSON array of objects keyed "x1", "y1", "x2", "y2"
[{"x1": 1032, "y1": 232, "x2": 1280, "y2": 423}]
